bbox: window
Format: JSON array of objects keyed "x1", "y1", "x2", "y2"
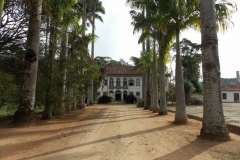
[
  {"x1": 136, "y1": 78, "x2": 140, "y2": 86},
  {"x1": 117, "y1": 78, "x2": 121, "y2": 86},
  {"x1": 129, "y1": 92, "x2": 133, "y2": 95},
  {"x1": 129, "y1": 79, "x2": 134, "y2": 86},
  {"x1": 136, "y1": 92, "x2": 140, "y2": 98},
  {"x1": 110, "y1": 78, "x2": 114, "y2": 86},
  {"x1": 222, "y1": 93, "x2": 227, "y2": 99},
  {"x1": 123, "y1": 78, "x2": 127, "y2": 86}
]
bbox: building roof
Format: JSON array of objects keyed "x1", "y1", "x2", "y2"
[
  {"x1": 221, "y1": 84, "x2": 240, "y2": 91},
  {"x1": 106, "y1": 66, "x2": 142, "y2": 75}
]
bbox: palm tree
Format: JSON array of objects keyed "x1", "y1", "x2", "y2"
[
  {"x1": 157, "y1": 0, "x2": 201, "y2": 124},
  {"x1": 129, "y1": 0, "x2": 173, "y2": 114},
  {"x1": 13, "y1": 0, "x2": 42, "y2": 126},
  {"x1": 199, "y1": 0, "x2": 236, "y2": 141},
  {"x1": 89, "y1": 0, "x2": 105, "y2": 105}
]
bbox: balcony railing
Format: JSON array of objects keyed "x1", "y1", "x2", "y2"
[
  {"x1": 116, "y1": 85, "x2": 121, "y2": 89},
  {"x1": 123, "y1": 85, "x2": 128, "y2": 89},
  {"x1": 109, "y1": 85, "x2": 114, "y2": 89},
  {"x1": 108, "y1": 85, "x2": 129, "y2": 89}
]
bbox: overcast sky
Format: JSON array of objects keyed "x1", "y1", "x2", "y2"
[{"x1": 88, "y1": 0, "x2": 240, "y2": 78}]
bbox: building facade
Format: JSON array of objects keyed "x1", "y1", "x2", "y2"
[
  {"x1": 222, "y1": 84, "x2": 240, "y2": 103},
  {"x1": 97, "y1": 66, "x2": 143, "y2": 101}
]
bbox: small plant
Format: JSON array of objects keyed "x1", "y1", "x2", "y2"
[
  {"x1": 136, "y1": 99, "x2": 144, "y2": 107},
  {"x1": 191, "y1": 94, "x2": 203, "y2": 105},
  {"x1": 124, "y1": 95, "x2": 137, "y2": 104},
  {"x1": 97, "y1": 95, "x2": 112, "y2": 104}
]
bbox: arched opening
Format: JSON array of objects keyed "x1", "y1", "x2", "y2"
[{"x1": 115, "y1": 90, "x2": 122, "y2": 101}]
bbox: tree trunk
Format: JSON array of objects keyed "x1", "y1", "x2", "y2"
[
  {"x1": 143, "y1": 7, "x2": 151, "y2": 110},
  {"x1": 199, "y1": 0, "x2": 229, "y2": 141},
  {"x1": 81, "y1": 0, "x2": 86, "y2": 108},
  {"x1": 143, "y1": 73, "x2": 147, "y2": 107},
  {"x1": 158, "y1": 36, "x2": 168, "y2": 115},
  {"x1": 43, "y1": 21, "x2": 56, "y2": 119},
  {"x1": 13, "y1": 0, "x2": 42, "y2": 126},
  {"x1": 144, "y1": 40, "x2": 151, "y2": 110},
  {"x1": 151, "y1": 38, "x2": 159, "y2": 112},
  {"x1": 44, "y1": 17, "x2": 49, "y2": 58},
  {"x1": 89, "y1": 0, "x2": 96, "y2": 105},
  {"x1": 174, "y1": 29, "x2": 188, "y2": 124},
  {"x1": 60, "y1": 26, "x2": 68, "y2": 113}
]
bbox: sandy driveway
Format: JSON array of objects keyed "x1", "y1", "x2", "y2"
[{"x1": 1, "y1": 104, "x2": 240, "y2": 160}]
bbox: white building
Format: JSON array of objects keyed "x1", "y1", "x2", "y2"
[
  {"x1": 222, "y1": 85, "x2": 240, "y2": 103},
  {"x1": 97, "y1": 66, "x2": 143, "y2": 101},
  {"x1": 221, "y1": 71, "x2": 240, "y2": 103}
]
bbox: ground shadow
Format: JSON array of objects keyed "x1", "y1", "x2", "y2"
[
  {"x1": 154, "y1": 138, "x2": 223, "y2": 160},
  {"x1": 18, "y1": 123, "x2": 176, "y2": 160}
]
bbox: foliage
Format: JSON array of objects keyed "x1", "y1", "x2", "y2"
[
  {"x1": 124, "y1": 94, "x2": 137, "y2": 104},
  {"x1": 97, "y1": 95, "x2": 112, "y2": 104},
  {"x1": 173, "y1": 38, "x2": 202, "y2": 81},
  {"x1": 191, "y1": 79, "x2": 202, "y2": 94},
  {"x1": 166, "y1": 83, "x2": 176, "y2": 103},
  {"x1": 136, "y1": 99, "x2": 144, "y2": 107},
  {"x1": 221, "y1": 78, "x2": 237, "y2": 85},
  {"x1": 191, "y1": 94, "x2": 203, "y2": 105},
  {"x1": 184, "y1": 80, "x2": 196, "y2": 95}
]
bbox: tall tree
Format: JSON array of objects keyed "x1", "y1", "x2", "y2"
[
  {"x1": 199, "y1": 0, "x2": 230, "y2": 140},
  {"x1": 151, "y1": 37, "x2": 159, "y2": 112},
  {"x1": 13, "y1": 0, "x2": 42, "y2": 126},
  {"x1": 88, "y1": 0, "x2": 105, "y2": 105}
]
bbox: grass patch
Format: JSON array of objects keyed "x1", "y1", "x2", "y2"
[{"x1": 0, "y1": 105, "x2": 44, "y2": 117}]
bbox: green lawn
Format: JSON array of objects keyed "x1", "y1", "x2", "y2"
[{"x1": 0, "y1": 105, "x2": 44, "y2": 117}]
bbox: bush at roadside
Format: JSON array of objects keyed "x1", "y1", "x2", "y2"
[
  {"x1": 98, "y1": 95, "x2": 112, "y2": 104},
  {"x1": 191, "y1": 94, "x2": 203, "y2": 105},
  {"x1": 124, "y1": 95, "x2": 137, "y2": 104},
  {"x1": 136, "y1": 99, "x2": 144, "y2": 107}
]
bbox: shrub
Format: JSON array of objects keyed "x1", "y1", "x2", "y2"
[
  {"x1": 124, "y1": 95, "x2": 137, "y2": 104},
  {"x1": 97, "y1": 95, "x2": 112, "y2": 104},
  {"x1": 191, "y1": 94, "x2": 203, "y2": 105},
  {"x1": 136, "y1": 99, "x2": 144, "y2": 107}
]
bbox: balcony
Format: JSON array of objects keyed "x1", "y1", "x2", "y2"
[
  {"x1": 116, "y1": 85, "x2": 121, "y2": 89},
  {"x1": 109, "y1": 85, "x2": 114, "y2": 89},
  {"x1": 123, "y1": 85, "x2": 128, "y2": 89}
]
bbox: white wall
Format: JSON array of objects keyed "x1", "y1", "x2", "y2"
[
  {"x1": 97, "y1": 75, "x2": 143, "y2": 100},
  {"x1": 222, "y1": 91, "x2": 240, "y2": 103}
]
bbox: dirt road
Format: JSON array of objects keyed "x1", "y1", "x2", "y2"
[{"x1": 1, "y1": 104, "x2": 240, "y2": 160}]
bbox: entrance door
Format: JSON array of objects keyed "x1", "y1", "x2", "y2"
[
  {"x1": 115, "y1": 91, "x2": 122, "y2": 101},
  {"x1": 234, "y1": 93, "x2": 239, "y2": 102}
]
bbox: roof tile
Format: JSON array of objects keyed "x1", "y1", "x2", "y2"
[
  {"x1": 221, "y1": 84, "x2": 240, "y2": 91},
  {"x1": 106, "y1": 66, "x2": 142, "y2": 75}
]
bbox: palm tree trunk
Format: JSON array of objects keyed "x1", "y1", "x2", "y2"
[
  {"x1": 143, "y1": 7, "x2": 151, "y2": 110},
  {"x1": 13, "y1": 0, "x2": 42, "y2": 126},
  {"x1": 43, "y1": 21, "x2": 56, "y2": 119},
  {"x1": 151, "y1": 38, "x2": 159, "y2": 112},
  {"x1": 158, "y1": 36, "x2": 168, "y2": 115},
  {"x1": 199, "y1": 0, "x2": 229, "y2": 141},
  {"x1": 144, "y1": 39, "x2": 151, "y2": 110},
  {"x1": 174, "y1": 29, "x2": 187, "y2": 124},
  {"x1": 60, "y1": 26, "x2": 68, "y2": 113},
  {"x1": 44, "y1": 17, "x2": 49, "y2": 57}
]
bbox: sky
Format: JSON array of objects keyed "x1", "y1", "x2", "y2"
[{"x1": 88, "y1": 0, "x2": 240, "y2": 78}]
